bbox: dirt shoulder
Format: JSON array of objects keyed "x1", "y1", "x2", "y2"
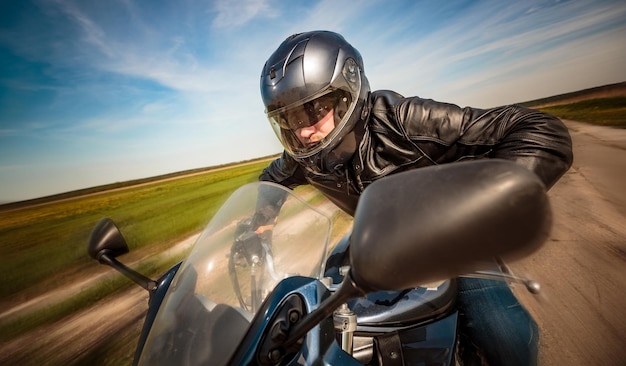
[{"x1": 0, "y1": 232, "x2": 199, "y2": 365}]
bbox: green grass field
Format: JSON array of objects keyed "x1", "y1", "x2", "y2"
[
  {"x1": 535, "y1": 96, "x2": 626, "y2": 127},
  {"x1": 0, "y1": 160, "x2": 270, "y2": 298}
]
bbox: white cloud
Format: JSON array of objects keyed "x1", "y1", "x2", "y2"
[
  {"x1": 211, "y1": 0, "x2": 275, "y2": 28},
  {"x1": 50, "y1": 0, "x2": 116, "y2": 58},
  {"x1": 356, "y1": 0, "x2": 626, "y2": 106}
]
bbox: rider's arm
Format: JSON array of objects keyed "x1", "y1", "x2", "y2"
[
  {"x1": 396, "y1": 97, "x2": 573, "y2": 189},
  {"x1": 259, "y1": 151, "x2": 308, "y2": 189},
  {"x1": 463, "y1": 104, "x2": 573, "y2": 189},
  {"x1": 254, "y1": 152, "x2": 308, "y2": 233}
]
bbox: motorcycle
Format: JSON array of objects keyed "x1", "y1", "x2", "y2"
[{"x1": 87, "y1": 160, "x2": 551, "y2": 365}]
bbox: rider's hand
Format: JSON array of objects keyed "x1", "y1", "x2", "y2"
[
  {"x1": 254, "y1": 224, "x2": 274, "y2": 234},
  {"x1": 233, "y1": 214, "x2": 274, "y2": 266}
]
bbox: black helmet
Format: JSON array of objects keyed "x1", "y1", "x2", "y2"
[{"x1": 260, "y1": 31, "x2": 370, "y2": 171}]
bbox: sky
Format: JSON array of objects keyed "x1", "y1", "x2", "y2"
[{"x1": 1, "y1": 0, "x2": 625, "y2": 203}]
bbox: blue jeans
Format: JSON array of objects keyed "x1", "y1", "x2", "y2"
[{"x1": 456, "y1": 277, "x2": 539, "y2": 366}]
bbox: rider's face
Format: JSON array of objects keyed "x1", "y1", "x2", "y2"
[{"x1": 294, "y1": 109, "x2": 335, "y2": 147}]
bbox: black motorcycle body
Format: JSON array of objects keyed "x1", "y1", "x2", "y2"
[{"x1": 88, "y1": 160, "x2": 551, "y2": 365}]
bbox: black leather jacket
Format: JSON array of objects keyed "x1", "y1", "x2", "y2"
[{"x1": 260, "y1": 90, "x2": 573, "y2": 216}]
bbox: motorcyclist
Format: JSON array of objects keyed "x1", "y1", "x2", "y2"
[{"x1": 256, "y1": 30, "x2": 573, "y2": 365}]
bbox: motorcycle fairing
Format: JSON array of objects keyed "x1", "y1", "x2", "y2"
[
  {"x1": 133, "y1": 262, "x2": 181, "y2": 365},
  {"x1": 350, "y1": 281, "x2": 456, "y2": 328},
  {"x1": 324, "y1": 234, "x2": 457, "y2": 328},
  {"x1": 377, "y1": 311, "x2": 458, "y2": 365},
  {"x1": 228, "y1": 276, "x2": 361, "y2": 365},
  {"x1": 229, "y1": 275, "x2": 458, "y2": 366}
]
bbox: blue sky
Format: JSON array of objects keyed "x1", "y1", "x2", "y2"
[{"x1": 1, "y1": 0, "x2": 625, "y2": 203}]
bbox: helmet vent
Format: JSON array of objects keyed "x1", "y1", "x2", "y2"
[{"x1": 342, "y1": 58, "x2": 359, "y2": 91}]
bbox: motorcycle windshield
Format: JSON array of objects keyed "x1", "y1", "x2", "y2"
[{"x1": 137, "y1": 182, "x2": 332, "y2": 366}]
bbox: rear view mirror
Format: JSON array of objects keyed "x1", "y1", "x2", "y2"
[
  {"x1": 88, "y1": 217, "x2": 129, "y2": 261},
  {"x1": 87, "y1": 217, "x2": 156, "y2": 292},
  {"x1": 349, "y1": 159, "x2": 551, "y2": 292}
]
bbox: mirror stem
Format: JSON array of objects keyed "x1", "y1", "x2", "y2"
[
  {"x1": 461, "y1": 271, "x2": 541, "y2": 294},
  {"x1": 284, "y1": 271, "x2": 364, "y2": 347},
  {"x1": 98, "y1": 252, "x2": 157, "y2": 292}
]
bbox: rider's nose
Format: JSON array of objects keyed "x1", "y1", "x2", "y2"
[{"x1": 298, "y1": 126, "x2": 316, "y2": 138}]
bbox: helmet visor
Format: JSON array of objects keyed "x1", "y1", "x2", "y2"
[{"x1": 267, "y1": 88, "x2": 356, "y2": 157}]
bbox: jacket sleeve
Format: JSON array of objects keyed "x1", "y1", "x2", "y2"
[
  {"x1": 254, "y1": 152, "x2": 308, "y2": 227},
  {"x1": 398, "y1": 97, "x2": 573, "y2": 189},
  {"x1": 470, "y1": 105, "x2": 573, "y2": 189},
  {"x1": 259, "y1": 151, "x2": 307, "y2": 188}
]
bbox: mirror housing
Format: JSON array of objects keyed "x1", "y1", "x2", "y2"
[
  {"x1": 87, "y1": 217, "x2": 156, "y2": 292},
  {"x1": 88, "y1": 217, "x2": 130, "y2": 261},
  {"x1": 349, "y1": 159, "x2": 552, "y2": 292}
]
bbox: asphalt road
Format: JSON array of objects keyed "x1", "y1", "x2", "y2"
[
  {"x1": 508, "y1": 119, "x2": 626, "y2": 366},
  {"x1": 2, "y1": 119, "x2": 625, "y2": 365}
]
